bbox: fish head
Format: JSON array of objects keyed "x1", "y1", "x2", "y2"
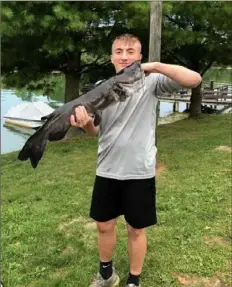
[
  {"x1": 111, "y1": 60, "x2": 145, "y2": 101},
  {"x1": 115, "y1": 60, "x2": 144, "y2": 84}
]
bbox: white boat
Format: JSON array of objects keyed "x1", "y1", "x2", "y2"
[{"x1": 3, "y1": 101, "x2": 55, "y2": 129}]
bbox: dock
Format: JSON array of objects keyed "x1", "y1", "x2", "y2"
[{"x1": 158, "y1": 82, "x2": 232, "y2": 112}]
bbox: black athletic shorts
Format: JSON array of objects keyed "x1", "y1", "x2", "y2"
[{"x1": 89, "y1": 175, "x2": 157, "y2": 229}]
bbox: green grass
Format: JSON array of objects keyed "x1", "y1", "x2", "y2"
[
  {"x1": 203, "y1": 68, "x2": 232, "y2": 84},
  {"x1": 1, "y1": 114, "x2": 232, "y2": 287}
]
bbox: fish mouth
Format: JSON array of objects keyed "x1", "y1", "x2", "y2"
[
  {"x1": 113, "y1": 74, "x2": 145, "y2": 102},
  {"x1": 116, "y1": 60, "x2": 140, "y2": 73},
  {"x1": 119, "y1": 62, "x2": 132, "y2": 68},
  {"x1": 115, "y1": 61, "x2": 144, "y2": 84},
  {"x1": 111, "y1": 60, "x2": 145, "y2": 102}
]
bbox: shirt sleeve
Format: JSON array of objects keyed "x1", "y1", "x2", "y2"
[{"x1": 149, "y1": 73, "x2": 184, "y2": 97}]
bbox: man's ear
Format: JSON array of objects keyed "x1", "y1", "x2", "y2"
[{"x1": 140, "y1": 54, "x2": 143, "y2": 61}]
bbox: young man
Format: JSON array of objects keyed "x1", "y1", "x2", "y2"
[{"x1": 70, "y1": 34, "x2": 201, "y2": 287}]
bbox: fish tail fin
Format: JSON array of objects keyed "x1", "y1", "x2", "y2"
[{"x1": 18, "y1": 125, "x2": 48, "y2": 168}]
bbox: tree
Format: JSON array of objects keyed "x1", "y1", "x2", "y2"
[
  {"x1": 162, "y1": 1, "x2": 232, "y2": 118},
  {"x1": 1, "y1": 1, "x2": 149, "y2": 103}
]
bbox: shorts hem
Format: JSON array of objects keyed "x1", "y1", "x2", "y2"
[
  {"x1": 90, "y1": 213, "x2": 122, "y2": 223},
  {"x1": 125, "y1": 217, "x2": 158, "y2": 229},
  {"x1": 96, "y1": 171, "x2": 155, "y2": 180}
]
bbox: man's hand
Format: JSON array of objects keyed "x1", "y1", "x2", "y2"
[
  {"x1": 141, "y1": 62, "x2": 159, "y2": 77},
  {"x1": 70, "y1": 105, "x2": 100, "y2": 136},
  {"x1": 70, "y1": 106, "x2": 93, "y2": 128}
]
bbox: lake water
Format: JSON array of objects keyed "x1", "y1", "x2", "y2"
[{"x1": 1, "y1": 89, "x2": 186, "y2": 154}]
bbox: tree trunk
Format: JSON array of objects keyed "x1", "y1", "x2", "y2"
[
  {"x1": 63, "y1": 52, "x2": 83, "y2": 138},
  {"x1": 64, "y1": 51, "x2": 81, "y2": 103},
  {"x1": 63, "y1": 72, "x2": 84, "y2": 139},
  {"x1": 189, "y1": 82, "x2": 202, "y2": 118},
  {"x1": 64, "y1": 72, "x2": 80, "y2": 103}
]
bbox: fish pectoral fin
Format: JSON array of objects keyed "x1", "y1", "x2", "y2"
[{"x1": 93, "y1": 111, "x2": 102, "y2": 126}]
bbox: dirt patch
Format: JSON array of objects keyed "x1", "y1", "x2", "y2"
[
  {"x1": 204, "y1": 277, "x2": 225, "y2": 287},
  {"x1": 62, "y1": 245, "x2": 74, "y2": 255},
  {"x1": 156, "y1": 162, "x2": 167, "y2": 177},
  {"x1": 203, "y1": 235, "x2": 230, "y2": 248},
  {"x1": 58, "y1": 215, "x2": 96, "y2": 240},
  {"x1": 215, "y1": 269, "x2": 232, "y2": 286},
  {"x1": 173, "y1": 273, "x2": 226, "y2": 286},
  {"x1": 85, "y1": 222, "x2": 96, "y2": 230},
  {"x1": 60, "y1": 214, "x2": 71, "y2": 221},
  {"x1": 173, "y1": 273, "x2": 201, "y2": 285},
  {"x1": 58, "y1": 217, "x2": 82, "y2": 233},
  {"x1": 49, "y1": 267, "x2": 69, "y2": 279},
  {"x1": 227, "y1": 207, "x2": 232, "y2": 214},
  {"x1": 219, "y1": 169, "x2": 232, "y2": 174},
  {"x1": 58, "y1": 216, "x2": 95, "y2": 231},
  {"x1": 215, "y1": 146, "x2": 232, "y2": 152},
  {"x1": 10, "y1": 241, "x2": 21, "y2": 248}
]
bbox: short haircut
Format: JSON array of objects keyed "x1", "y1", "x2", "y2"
[
  {"x1": 113, "y1": 33, "x2": 141, "y2": 44},
  {"x1": 112, "y1": 34, "x2": 142, "y2": 53}
]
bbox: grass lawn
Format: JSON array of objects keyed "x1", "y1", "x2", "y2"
[
  {"x1": 203, "y1": 68, "x2": 232, "y2": 84},
  {"x1": 1, "y1": 114, "x2": 231, "y2": 287}
]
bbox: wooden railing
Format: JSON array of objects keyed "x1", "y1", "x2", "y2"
[
  {"x1": 201, "y1": 84, "x2": 231, "y2": 103},
  {"x1": 158, "y1": 84, "x2": 232, "y2": 105}
]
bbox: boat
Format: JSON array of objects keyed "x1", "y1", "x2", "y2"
[{"x1": 3, "y1": 101, "x2": 55, "y2": 129}]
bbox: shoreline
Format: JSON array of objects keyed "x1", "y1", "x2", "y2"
[
  {"x1": 158, "y1": 112, "x2": 188, "y2": 125},
  {"x1": 1, "y1": 112, "x2": 188, "y2": 155}
]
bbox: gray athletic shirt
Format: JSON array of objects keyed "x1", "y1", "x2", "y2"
[{"x1": 96, "y1": 73, "x2": 183, "y2": 180}]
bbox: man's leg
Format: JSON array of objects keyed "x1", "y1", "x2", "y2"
[
  {"x1": 96, "y1": 219, "x2": 117, "y2": 262},
  {"x1": 89, "y1": 176, "x2": 121, "y2": 286},
  {"x1": 126, "y1": 224, "x2": 147, "y2": 275},
  {"x1": 123, "y1": 177, "x2": 157, "y2": 286},
  {"x1": 89, "y1": 219, "x2": 120, "y2": 286}
]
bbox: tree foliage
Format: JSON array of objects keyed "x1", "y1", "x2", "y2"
[
  {"x1": 1, "y1": 1, "x2": 149, "y2": 102},
  {"x1": 161, "y1": 1, "x2": 232, "y2": 117},
  {"x1": 162, "y1": 1, "x2": 232, "y2": 73},
  {"x1": 1, "y1": 1, "x2": 231, "y2": 118}
]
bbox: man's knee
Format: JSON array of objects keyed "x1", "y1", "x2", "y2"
[
  {"x1": 96, "y1": 219, "x2": 117, "y2": 234},
  {"x1": 127, "y1": 224, "x2": 146, "y2": 238}
]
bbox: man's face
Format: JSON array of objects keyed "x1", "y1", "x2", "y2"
[{"x1": 111, "y1": 39, "x2": 142, "y2": 73}]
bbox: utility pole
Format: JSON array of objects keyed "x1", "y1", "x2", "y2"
[
  {"x1": 149, "y1": 0, "x2": 162, "y2": 146},
  {"x1": 149, "y1": 0, "x2": 162, "y2": 63}
]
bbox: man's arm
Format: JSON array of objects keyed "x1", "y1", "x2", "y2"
[
  {"x1": 82, "y1": 120, "x2": 99, "y2": 136},
  {"x1": 141, "y1": 62, "x2": 202, "y2": 88},
  {"x1": 70, "y1": 106, "x2": 99, "y2": 136}
]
